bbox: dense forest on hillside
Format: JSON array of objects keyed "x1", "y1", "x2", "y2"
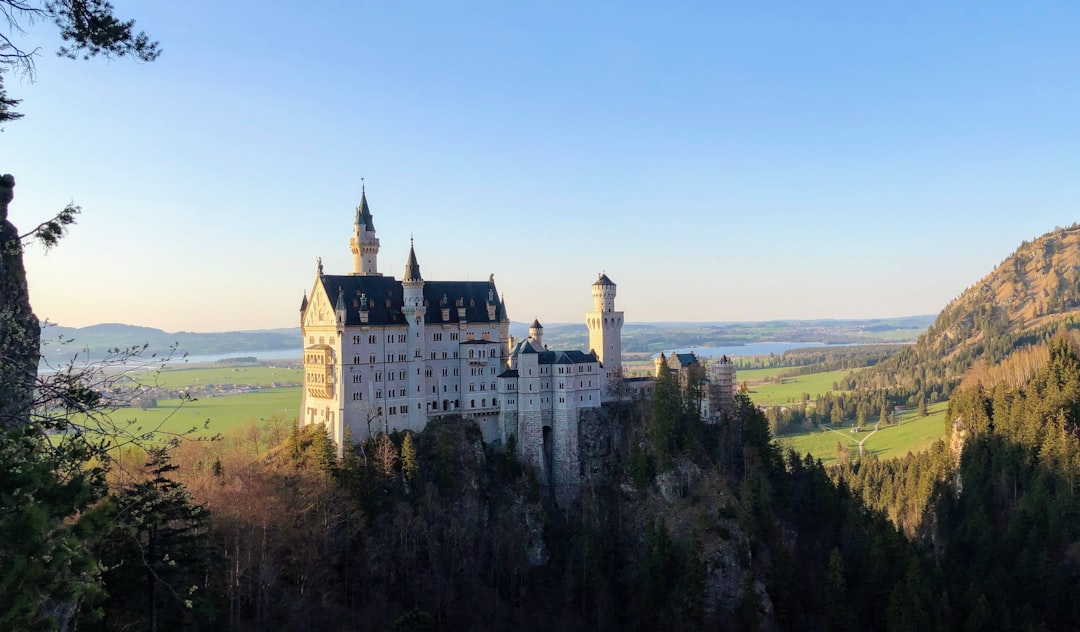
[
  {"x1": 1, "y1": 373, "x2": 926, "y2": 630},
  {"x1": 853, "y1": 225, "x2": 1080, "y2": 400},
  {"x1": 7, "y1": 333, "x2": 1080, "y2": 630}
]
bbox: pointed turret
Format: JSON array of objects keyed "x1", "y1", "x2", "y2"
[
  {"x1": 402, "y1": 239, "x2": 425, "y2": 311},
  {"x1": 403, "y1": 239, "x2": 423, "y2": 283},
  {"x1": 300, "y1": 290, "x2": 308, "y2": 312},
  {"x1": 355, "y1": 186, "x2": 375, "y2": 232},
  {"x1": 529, "y1": 318, "x2": 544, "y2": 348},
  {"x1": 350, "y1": 183, "x2": 381, "y2": 275},
  {"x1": 335, "y1": 286, "x2": 346, "y2": 323}
]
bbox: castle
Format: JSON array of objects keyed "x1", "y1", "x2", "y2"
[{"x1": 299, "y1": 189, "x2": 625, "y2": 503}]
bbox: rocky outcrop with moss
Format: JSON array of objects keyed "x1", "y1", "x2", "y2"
[{"x1": 0, "y1": 174, "x2": 39, "y2": 428}]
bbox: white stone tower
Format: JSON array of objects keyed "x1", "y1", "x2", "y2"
[
  {"x1": 586, "y1": 273, "x2": 623, "y2": 384},
  {"x1": 350, "y1": 185, "x2": 381, "y2": 275},
  {"x1": 402, "y1": 240, "x2": 427, "y2": 430},
  {"x1": 529, "y1": 318, "x2": 544, "y2": 348}
]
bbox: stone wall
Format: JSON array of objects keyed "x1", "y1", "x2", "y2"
[{"x1": 551, "y1": 405, "x2": 580, "y2": 508}]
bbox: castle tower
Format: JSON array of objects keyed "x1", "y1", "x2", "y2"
[
  {"x1": 349, "y1": 185, "x2": 381, "y2": 275},
  {"x1": 529, "y1": 318, "x2": 544, "y2": 349},
  {"x1": 586, "y1": 273, "x2": 623, "y2": 386},
  {"x1": 402, "y1": 240, "x2": 427, "y2": 430}
]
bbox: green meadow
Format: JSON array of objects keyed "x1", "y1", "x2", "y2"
[
  {"x1": 733, "y1": 366, "x2": 786, "y2": 383},
  {"x1": 128, "y1": 365, "x2": 302, "y2": 389},
  {"x1": 108, "y1": 387, "x2": 302, "y2": 438},
  {"x1": 744, "y1": 368, "x2": 861, "y2": 406},
  {"x1": 775, "y1": 401, "x2": 948, "y2": 466}
]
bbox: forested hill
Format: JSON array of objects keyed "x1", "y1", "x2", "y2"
[{"x1": 858, "y1": 223, "x2": 1080, "y2": 397}]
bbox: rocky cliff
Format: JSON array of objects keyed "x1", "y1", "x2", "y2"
[{"x1": 0, "y1": 174, "x2": 39, "y2": 428}]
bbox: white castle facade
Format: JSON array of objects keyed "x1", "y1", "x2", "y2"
[{"x1": 299, "y1": 190, "x2": 625, "y2": 501}]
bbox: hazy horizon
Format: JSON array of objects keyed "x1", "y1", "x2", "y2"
[{"x1": 38, "y1": 314, "x2": 937, "y2": 335}]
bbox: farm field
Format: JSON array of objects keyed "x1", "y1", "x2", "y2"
[
  {"x1": 775, "y1": 401, "x2": 948, "y2": 466},
  {"x1": 128, "y1": 365, "x2": 302, "y2": 389},
  {"x1": 107, "y1": 387, "x2": 302, "y2": 439},
  {"x1": 734, "y1": 366, "x2": 787, "y2": 383},
  {"x1": 745, "y1": 368, "x2": 861, "y2": 406}
]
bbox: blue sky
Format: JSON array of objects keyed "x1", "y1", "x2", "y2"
[{"x1": 4, "y1": 1, "x2": 1080, "y2": 331}]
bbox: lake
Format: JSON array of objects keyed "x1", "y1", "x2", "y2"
[{"x1": 661, "y1": 342, "x2": 851, "y2": 358}]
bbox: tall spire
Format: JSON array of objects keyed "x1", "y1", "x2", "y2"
[
  {"x1": 355, "y1": 186, "x2": 375, "y2": 232},
  {"x1": 403, "y1": 237, "x2": 423, "y2": 283}
]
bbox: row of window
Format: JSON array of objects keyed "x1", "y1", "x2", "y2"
[
  {"x1": 345, "y1": 331, "x2": 472, "y2": 346},
  {"x1": 354, "y1": 390, "x2": 597, "y2": 416}
]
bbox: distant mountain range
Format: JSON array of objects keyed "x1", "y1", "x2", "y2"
[
  {"x1": 532, "y1": 316, "x2": 935, "y2": 354},
  {"x1": 39, "y1": 323, "x2": 301, "y2": 365},
  {"x1": 38, "y1": 316, "x2": 935, "y2": 366}
]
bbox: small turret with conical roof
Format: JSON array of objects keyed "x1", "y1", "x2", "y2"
[
  {"x1": 529, "y1": 318, "x2": 544, "y2": 348},
  {"x1": 335, "y1": 286, "x2": 347, "y2": 323},
  {"x1": 402, "y1": 238, "x2": 424, "y2": 309},
  {"x1": 592, "y1": 272, "x2": 616, "y2": 312},
  {"x1": 400, "y1": 238, "x2": 427, "y2": 431},
  {"x1": 350, "y1": 182, "x2": 381, "y2": 275},
  {"x1": 403, "y1": 238, "x2": 422, "y2": 283}
]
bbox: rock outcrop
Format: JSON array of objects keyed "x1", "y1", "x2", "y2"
[{"x1": 0, "y1": 174, "x2": 40, "y2": 428}]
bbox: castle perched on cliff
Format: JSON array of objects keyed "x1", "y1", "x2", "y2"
[{"x1": 299, "y1": 189, "x2": 627, "y2": 503}]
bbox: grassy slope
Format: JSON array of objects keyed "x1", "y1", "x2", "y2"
[
  {"x1": 744, "y1": 368, "x2": 860, "y2": 406},
  {"x1": 775, "y1": 402, "x2": 948, "y2": 466}
]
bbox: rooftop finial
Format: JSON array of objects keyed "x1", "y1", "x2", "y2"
[
  {"x1": 317, "y1": 256, "x2": 323, "y2": 275},
  {"x1": 361, "y1": 176, "x2": 365, "y2": 195}
]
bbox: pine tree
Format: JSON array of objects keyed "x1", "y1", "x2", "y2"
[
  {"x1": 401, "y1": 431, "x2": 419, "y2": 481},
  {"x1": 0, "y1": 425, "x2": 106, "y2": 631},
  {"x1": 84, "y1": 448, "x2": 219, "y2": 631},
  {"x1": 648, "y1": 365, "x2": 680, "y2": 467}
]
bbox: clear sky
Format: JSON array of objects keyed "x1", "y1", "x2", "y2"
[{"x1": 4, "y1": 1, "x2": 1080, "y2": 332}]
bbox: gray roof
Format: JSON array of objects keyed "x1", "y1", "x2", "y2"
[
  {"x1": 498, "y1": 369, "x2": 519, "y2": 378},
  {"x1": 672, "y1": 352, "x2": 699, "y2": 368},
  {"x1": 355, "y1": 190, "x2": 375, "y2": 231},
  {"x1": 530, "y1": 318, "x2": 543, "y2": 329},
  {"x1": 403, "y1": 244, "x2": 422, "y2": 282},
  {"x1": 593, "y1": 273, "x2": 615, "y2": 287},
  {"x1": 317, "y1": 274, "x2": 506, "y2": 327},
  {"x1": 538, "y1": 349, "x2": 597, "y2": 365}
]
